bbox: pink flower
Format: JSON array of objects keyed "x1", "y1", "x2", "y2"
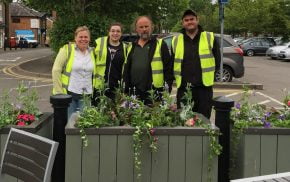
[
  {"x1": 149, "y1": 128, "x2": 156, "y2": 136},
  {"x1": 287, "y1": 100, "x2": 290, "y2": 107},
  {"x1": 185, "y1": 118, "x2": 195, "y2": 127},
  {"x1": 17, "y1": 121, "x2": 26, "y2": 126},
  {"x1": 16, "y1": 113, "x2": 36, "y2": 126}
]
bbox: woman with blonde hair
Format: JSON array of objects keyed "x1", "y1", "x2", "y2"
[{"x1": 52, "y1": 26, "x2": 97, "y2": 118}]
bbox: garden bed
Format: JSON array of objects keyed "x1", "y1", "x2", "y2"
[{"x1": 65, "y1": 118, "x2": 219, "y2": 182}]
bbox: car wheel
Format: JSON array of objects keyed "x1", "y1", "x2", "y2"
[
  {"x1": 271, "y1": 57, "x2": 277, "y2": 60},
  {"x1": 246, "y1": 50, "x2": 254, "y2": 56},
  {"x1": 215, "y1": 66, "x2": 233, "y2": 82}
]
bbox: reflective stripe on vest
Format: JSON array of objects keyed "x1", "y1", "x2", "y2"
[
  {"x1": 53, "y1": 43, "x2": 96, "y2": 94},
  {"x1": 126, "y1": 39, "x2": 164, "y2": 88},
  {"x1": 95, "y1": 37, "x2": 127, "y2": 89},
  {"x1": 172, "y1": 32, "x2": 215, "y2": 88}
]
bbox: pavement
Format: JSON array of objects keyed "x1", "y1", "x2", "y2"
[{"x1": 0, "y1": 47, "x2": 263, "y2": 89}]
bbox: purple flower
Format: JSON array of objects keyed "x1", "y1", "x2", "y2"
[
  {"x1": 264, "y1": 112, "x2": 271, "y2": 118},
  {"x1": 121, "y1": 101, "x2": 129, "y2": 108},
  {"x1": 278, "y1": 114, "x2": 285, "y2": 120},
  {"x1": 235, "y1": 103, "x2": 241, "y2": 109},
  {"x1": 261, "y1": 117, "x2": 266, "y2": 123},
  {"x1": 263, "y1": 121, "x2": 271, "y2": 128}
]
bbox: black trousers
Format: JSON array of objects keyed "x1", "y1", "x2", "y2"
[{"x1": 177, "y1": 86, "x2": 213, "y2": 119}]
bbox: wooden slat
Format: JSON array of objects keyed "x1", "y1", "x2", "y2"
[
  {"x1": 82, "y1": 135, "x2": 100, "y2": 182},
  {"x1": 151, "y1": 136, "x2": 169, "y2": 182},
  {"x1": 10, "y1": 132, "x2": 51, "y2": 156},
  {"x1": 185, "y1": 136, "x2": 203, "y2": 182},
  {"x1": 243, "y1": 135, "x2": 261, "y2": 177},
  {"x1": 7, "y1": 142, "x2": 48, "y2": 167},
  {"x1": 260, "y1": 135, "x2": 277, "y2": 175},
  {"x1": 202, "y1": 136, "x2": 218, "y2": 182},
  {"x1": 134, "y1": 135, "x2": 152, "y2": 182},
  {"x1": 277, "y1": 135, "x2": 290, "y2": 173},
  {"x1": 99, "y1": 135, "x2": 117, "y2": 182},
  {"x1": 2, "y1": 164, "x2": 41, "y2": 182},
  {"x1": 117, "y1": 135, "x2": 134, "y2": 182},
  {"x1": 168, "y1": 136, "x2": 186, "y2": 182},
  {"x1": 4, "y1": 153, "x2": 45, "y2": 180},
  {"x1": 65, "y1": 135, "x2": 82, "y2": 182}
]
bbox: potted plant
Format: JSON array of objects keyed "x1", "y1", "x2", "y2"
[
  {"x1": 0, "y1": 82, "x2": 53, "y2": 150},
  {"x1": 65, "y1": 86, "x2": 221, "y2": 182},
  {"x1": 230, "y1": 88, "x2": 290, "y2": 179}
]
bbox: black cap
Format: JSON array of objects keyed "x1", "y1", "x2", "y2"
[{"x1": 182, "y1": 9, "x2": 197, "y2": 19}]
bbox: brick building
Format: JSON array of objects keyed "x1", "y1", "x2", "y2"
[{"x1": 10, "y1": 2, "x2": 47, "y2": 46}]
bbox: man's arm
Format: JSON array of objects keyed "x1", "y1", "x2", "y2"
[
  {"x1": 161, "y1": 40, "x2": 174, "y2": 91},
  {"x1": 212, "y1": 37, "x2": 221, "y2": 70}
]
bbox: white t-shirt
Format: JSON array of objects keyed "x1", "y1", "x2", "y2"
[{"x1": 68, "y1": 48, "x2": 94, "y2": 94}]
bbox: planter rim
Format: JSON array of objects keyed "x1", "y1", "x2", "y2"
[
  {"x1": 243, "y1": 127, "x2": 290, "y2": 135},
  {"x1": 0, "y1": 112, "x2": 53, "y2": 134}
]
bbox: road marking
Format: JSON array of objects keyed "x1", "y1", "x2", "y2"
[
  {"x1": 0, "y1": 57, "x2": 21, "y2": 62},
  {"x1": 256, "y1": 91, "x2": 285, "y2": 106},
  {"x1": 225, "y1": 91, "x2": 243, "y2": 97},
  {"x1": 258, "y1": 100, "x2": 271, "y2": 105},
  {"x1": 1, "y1": 55, "x2": 50, "y2": 81}
]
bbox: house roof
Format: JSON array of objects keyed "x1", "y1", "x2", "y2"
[{"x1": 10, "y1": 3, "x2": 46, "y2": 18}]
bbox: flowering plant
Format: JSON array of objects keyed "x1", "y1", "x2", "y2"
[
  {"x1": 16, "y1": 113, "x2": 36, "y2": 126},
  {"x1": 231, "y1": 88, "x2": 290, "y2": 130},
  {"x1": 230, "y1": 88, "x2": 290, "y2": 175},
  {"x1": 0, "y1": 82, "x2": 41, "y2": 129},
  {"x1": 76, "y1": 85, "x2": 221, "y2": 180}
]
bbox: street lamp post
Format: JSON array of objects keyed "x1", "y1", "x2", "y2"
[{"x1": 4, "y1": 1, "x2": 9, "y2": 51}]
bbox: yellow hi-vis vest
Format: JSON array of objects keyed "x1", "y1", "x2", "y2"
[
  {"x1": 94, "y1": 36, "x2": 127, "y2": 89},
  {"x1": 126, "y1": 39, "x2": 164, "y2": 88},
  {"x1": 52, "y1": 43, "x2": 97, "y2": 95},
  {"x1": 172, "y1": 32, "x2": 215, "y2": 88}
]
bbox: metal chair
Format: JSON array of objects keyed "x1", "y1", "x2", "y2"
[{"x1": 0, "y1": 128, "x2": 58, "y2": 182}]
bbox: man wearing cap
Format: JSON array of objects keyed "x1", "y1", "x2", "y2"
[{"x1": 171, "y1": 9, "x2": 221, "y2": 119}]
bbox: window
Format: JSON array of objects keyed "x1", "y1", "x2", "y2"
[{"x1": 12, "y1": 18, "x2": 20, "y2": 23}]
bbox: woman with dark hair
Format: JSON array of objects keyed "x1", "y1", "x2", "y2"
[{"x1": 93, "y1": 22, "x2": 127, "y2": 103}]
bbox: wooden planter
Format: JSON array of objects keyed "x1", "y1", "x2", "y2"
[
  {"x1": 230, "y1": 127, "x2": 290, "y2": 179},
  {"x1": 65, "y1": 119, "x2": 219, "y2": 182}
]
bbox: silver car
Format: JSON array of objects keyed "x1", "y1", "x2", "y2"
[
  {"x1": 266, "y1": 42, "x2": 290, "y2": 60},
  {"x1": 162, "y1": 34, "x2": 244, "y2": 82},
  {"x1": 278, "y1": 47, "x2": 290, "y2": 60}
]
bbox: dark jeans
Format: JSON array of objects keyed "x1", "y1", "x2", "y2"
[{"x1": 177, "y1": 86, "x2": 213, "y2": 119}]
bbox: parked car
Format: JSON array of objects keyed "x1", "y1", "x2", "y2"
[
  {"x1": 266, "y1": 42, "x2": 290, "y2": 60},
  {"x1": 25, "y1": 37, "x2": 39, "y2": 48},
  {"x1": 162, "y1": 34, "x2": 244, "y2": 82},
  {"x1": 233, "y1": 37, "x2": 245, "y2": 44},
  {"x1": 240, "y1": 37, "x2": 276, "y2": 46},
  {"x1": 278, "y1": 47, "x2": 290, "y2": 60},
  {"x1": 240, "y1": 39, "x2": 276, "y2": 56}
]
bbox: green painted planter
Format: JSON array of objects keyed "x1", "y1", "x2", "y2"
[
  {"x1": 230, "y1": 127, "x2": 290, "y2": 179},
  {"x1": 0, "y1": 112, "x2": 53, "y2": 182},
  {"x1": 65, "y1": 119, "x2": 219, "y2": 182}
]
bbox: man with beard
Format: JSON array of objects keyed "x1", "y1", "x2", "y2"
[
  {"x1": 172, "y1": 10, "x2": 221, "y2": 119},
  {"x1": 123, "y1": 16, "x2": 173, "y2": 105}
]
